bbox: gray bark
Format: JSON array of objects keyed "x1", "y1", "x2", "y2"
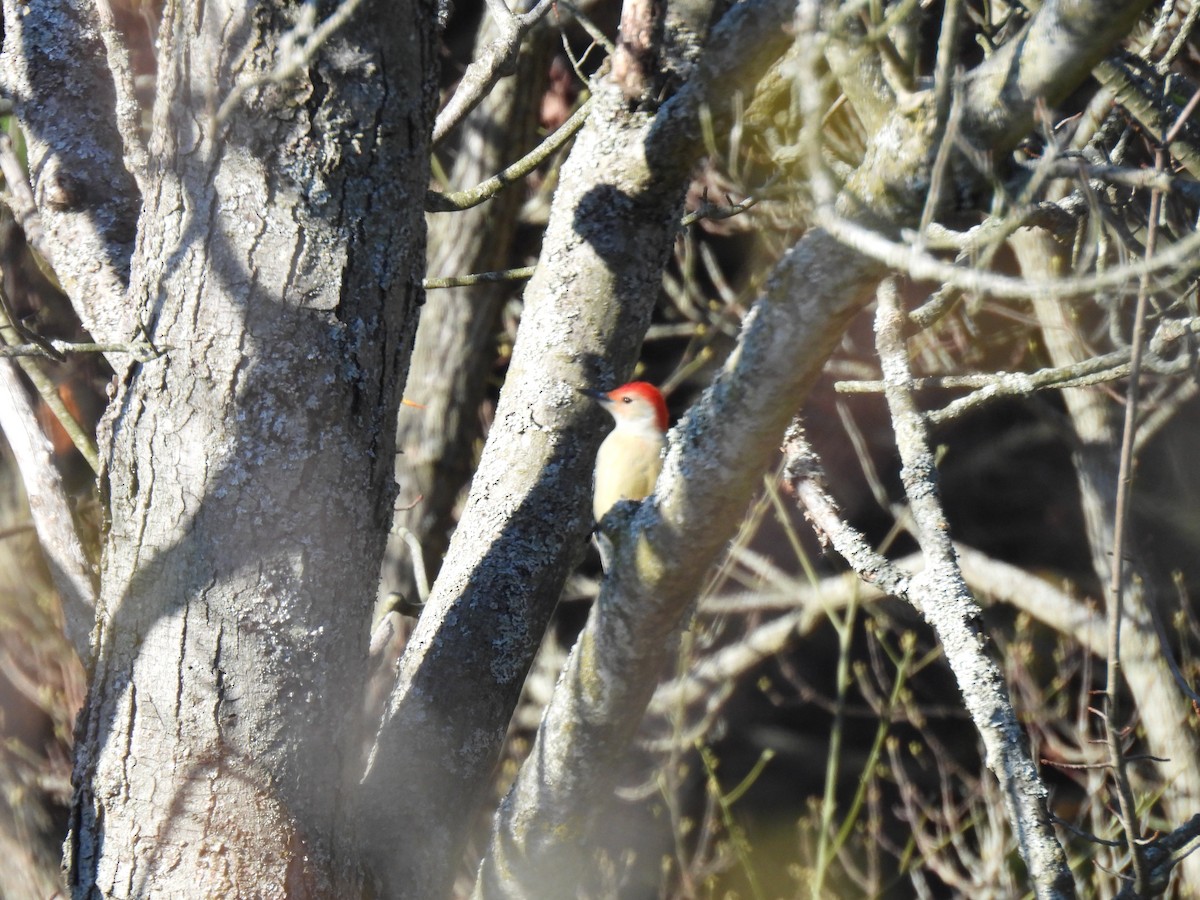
[
  {"x1": 0, "y1": 0, "x2": 1163, "y2": 895},
  {"x1": 873, "y1": 279, "x2": 1074, "y2": 899},
  {"x1": 361, "y1": 74, "x2": 694, "y2": 899},
  {"x1": 54, "y1": 1, "x2": 435, "y2": 895},
  {"x1": 0, "y1": 0, "x2": 140, "y2": 347},
  {"x1": 0, "y1": 359, "x2": 94, "y2": 656}
]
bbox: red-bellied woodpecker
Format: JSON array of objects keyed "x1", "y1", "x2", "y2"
[{"x1": 580, "y1": 381, "x2": 668, "y2": 521}]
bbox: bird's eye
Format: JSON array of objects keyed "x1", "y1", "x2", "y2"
[{"x1": 621, "y1": 396, "x2": 632, "y2": 403}]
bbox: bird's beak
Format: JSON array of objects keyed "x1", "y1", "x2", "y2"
[{"x1": 578, "y1": 387, "x2": 611, "y2": 403}]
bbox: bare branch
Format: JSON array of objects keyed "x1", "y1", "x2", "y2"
[
  {"x1": 360, "y1": 0, "x2": 802, "y2": 893},
  {"x1": 431, "y1": 0, "x2": 557, "y2": 146},
  {"x1": 1098, "y1": 166, "x2": 1159, "y2": 898},
  {"x1": 652, "y1": 542, "x2": 1107, "y2": 733},
  {"x1": 422, "y1": 265, "x2": 535, "y2": 290},
  {"x1": 815, "y1": 205, "x2": 1200, "y2": 302},
  {"x1": 92, "y1": 0, "x2": 150, "y2": 193},
  {"x1": 1016, "y1": 158, "x2": 1200, "y2": 201},
  {"x1": 0, "y1": 0, "x2": 140, "y2": 345},
  {"x1": 1113, "y1": 815, "x2": 1200, "y2": 900},
  {"x1": 871, "y1": 277, "x2": 1074, "y2": 898},
  {"x1": 961, "y1": 0, "x2": 1155, "y2": 153},
  {"x1": 426, "y1": 96, "x2": 593, "y2": 212},
  {"x1": 834, "y1": 315, "x2": 1200, "y2": 425},
  {"x1": 0, "y1": 135, "x2": 52, "y2": 267},
  {"x1": 0, "y1": 301, "x2": 99, "y2": 473},
  {"x1": 1094, "y1": 53, "x2": 1200, "y2": 177},
  {"x1": 680, "y1": 192, "x2": 761, "y2": 228},
  {"x1": 1016, "y1": 220, "x2": 1200, "y2": 892},
  {"x1": 0, "y1": 339, "x2": 160, "y2": 361},
  {"x1": 0, "y1": 359, "x2": 94, "y2": 657},
  {"x1": 463, "y1": 1, "x2": 1154, "y2": 894}
]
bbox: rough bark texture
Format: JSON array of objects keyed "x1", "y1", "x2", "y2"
[
  {"x1": 475, "y1": 225, "x2": 878, "y2": 898},
  {"x1": 63, "y1": 1, "x2": 435, "y2": 895},
  {"x1": 0, "y1": 0, "x2": 140, "y2": 346},
  {"x1": 873, "y1": 280, "x2": 1074, "y2": 899},
  {"x1": 360, "y1": 75, "x2": 692, "y2": 900}
]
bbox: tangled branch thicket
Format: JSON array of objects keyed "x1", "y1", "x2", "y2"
[{"x1": 447, "y1": 2, "x2": 1200, "y2": 895}]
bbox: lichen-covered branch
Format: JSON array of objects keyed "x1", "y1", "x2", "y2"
[
  {"x1": 431, "y1": 0, "x2": 557, "y2": 146},
  {"x1": 872, "y1": 277, "x2": 1074, "y2": 899}
]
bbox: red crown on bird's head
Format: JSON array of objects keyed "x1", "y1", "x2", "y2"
[{"x1": 606, "y1": 382, "x2": 668, "y2": 432}]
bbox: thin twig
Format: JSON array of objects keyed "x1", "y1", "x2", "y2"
[
  {"x1": 1159, "y1": 1, "x2": 1200, "y2": 72},
  {"x1": 554, "y1": 1, "x2": 617, "y2": 55},
  {"x1": 1113, "y1": 815, "x2": 1200, "y2": 899},
  {"x1": 0, "y1": 134, "x2": 54, "y2": 274},
  {"x1": 422, "y1": 266, "x2": 535, "y2": 290},
  {"x1": 1015, "y1": 158, "x2": 1200, "y2": 201},
  {"x1": 426, "y1": 96, "x2": 592, "y2": 212},
  {"x1": 870, "y1": 277, "x2": 1074, "y2": 898},
  {"x1": 814, "y1": 203, "x2": 1200, "y2": 302},
  {"x1": 1112, "y1": 86, "x2": 1200, "y2": 894},
  {"x1": 680, "y1": 193, "x2": 760, "y2": 228},
  {"x1": 0, "y1": 339, "x2": 162, "y2": 361},
  {"x1": 0, "y1": 297, "x2": 99, "y2": 473},
  {"x1": 1101, "y1": 92, "x2": 1183, "y2": 891},
  {"x1": 833, "y1": 315, "x2": 1200, "y2": 424},
  {"x1": 915, "y1": 0, "x2": 962, "y2": 247},
  {"x1": 0, "y1": 521, "x2": 36, "y2": 540}
]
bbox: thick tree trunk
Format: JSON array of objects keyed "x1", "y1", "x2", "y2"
[{"x1": 63, "y1": 2, "x2": 435, "y2": 895}]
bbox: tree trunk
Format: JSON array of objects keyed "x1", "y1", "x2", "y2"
[
  {"x1": 379, "y1": 14, "x2": 554, "y2": 619},
  {"x1": 63, "y1": 2, "x2": 435, "y2": 895}
]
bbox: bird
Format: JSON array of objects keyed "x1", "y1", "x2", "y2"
[{"x1": 579, "y1": 381, "x2": 668, "y2": 522}]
